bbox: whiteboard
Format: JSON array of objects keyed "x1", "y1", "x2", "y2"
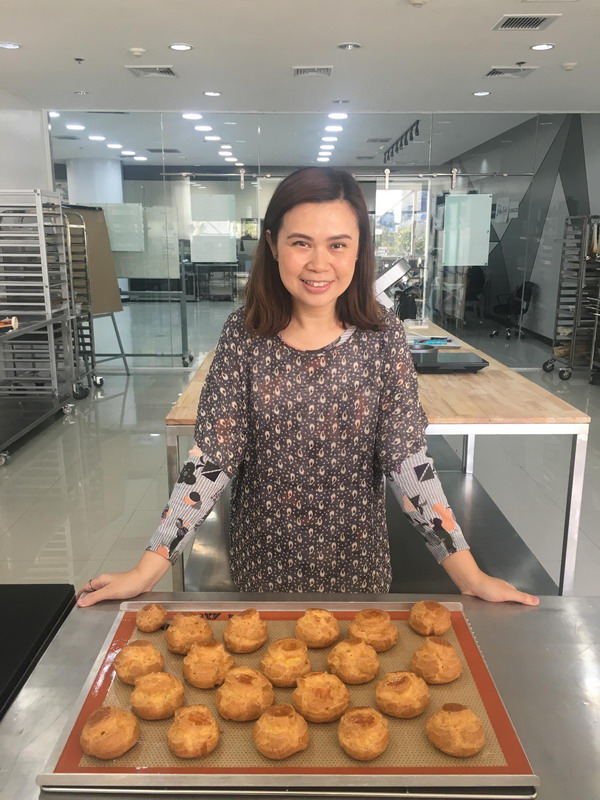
[
  {"x1": 442, "y1": 194, "x2": 492, "y2": 267},
  {"x1": 190, "y1": 194, "x2": 237, "y2": 262},
  {"x1": 102, "y1": 203, "x2": 144, "y2": 252}
]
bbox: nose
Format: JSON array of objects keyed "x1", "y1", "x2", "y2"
[{"x1": 307, "y1": 246, "x2": 330, "y2": 272}]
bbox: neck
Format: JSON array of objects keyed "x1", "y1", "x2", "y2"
[{"x1": 280, "y1": 304, "x2": 345, "y2": 350}]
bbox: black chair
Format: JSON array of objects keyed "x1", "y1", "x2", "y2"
[{"x1": 490, "y1": 281, "x2": 535, "y2": 340}]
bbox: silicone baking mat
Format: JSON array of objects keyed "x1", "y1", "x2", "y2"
[{"x1": 39, "y1": 601, "x2": 538, "y2": 795}]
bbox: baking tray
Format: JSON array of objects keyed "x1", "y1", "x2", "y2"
[{"x1": 38, "y1": 600, "x2": 539, "y2": 798}]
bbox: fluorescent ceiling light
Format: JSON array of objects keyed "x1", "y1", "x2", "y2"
[
  {"x1": 169, "y1": 43, "x2": 193, "y2": 51},
  {"x1": 66, "y1": 124, "x2": 85, "y2": 130},
  {"x1": 0, "y1": 42, "x2": 20, "y2": 49},
  {"x1": 225, "y1": 157, "x2": 237, "y2": 162},
  {"x1": 88, "y1": 135, "x2": 106, "y2": 141},
  {"x1": 224, "y1": 121, "x2": 237, "y2": 125},
  {"x1": 325, "y1": 125, "x2": 343, "y2": 132},
  {"x1": 473, "y1": 91, "x2": 490, "y2": 97},
  {"x1": 322, "y1": 136, "x2": 338, "y2": 142},
  {"x1": 107, "y1": 143, "x2": 123, "y2": 148},
  {"x1": 337, "y1": 42, "x2": 361, "y2": 50},
  {"x1": 182, "y1": 112, "x2": 202, "y2": 120},
  {"x1": 531, "y1": 43, "x2": 554, "y2": 51},
  {"x1": 121, "y1": 150, "x2": 135, "y2": 156},
  {"x1": 317, "y1": 157, "x2": 330, "y2": 162},
  {"x1": 321, "y1": 144, "x2": 335, "y2": 150},
  {"x1": 48, "y1": 111, "x2": 60, "y2": 118},
  {"x1": 205, "y1": 135, "x2": 221, "y2": 141},
  {"x1": 204, "y1": 91, "x2": 221, "y2": 97},
  {"x1": 220, "y1": 144, "x2": 232, "y2": 149},
  {"x1": 318, "y1": 152, "x2": 331, "y2": 158},
  {"x1": 134, "y1": 156, "x2": 147, "y2": 161},
  {"x1": 218, "y1": 150, "x2": 230, "y2": 156},
  {"x1": 194, "y1": 125, "x2": 212, "y2": 131},
  {"x1": 235, "y1": 162, "x2": 244, "y2": 166},
  {"x1": 328, "y1": 112, "x2": 348, "y2": 120}
]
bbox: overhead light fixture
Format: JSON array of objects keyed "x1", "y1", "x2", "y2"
[
  {"x1": 223, "y1": 121, "x2": 237, "y2": 125},
  {"x1": 224, "y1": 157, "x2": 237, "y2": 162},
  {"x1": 134, "y1": 156, "x2": 147, "y2": 161},
  {"x1": 0, "y1": 42, "x2": 20, "y2": 49},
  {"x1": 321, "y1": 144, "x2": 335, "y2": 150},
  {"x1": 383, "y1": 118, "x2": 421, "y2": 162},
  {"x1": 204, "y1": 90, "x2": 221, "y2": 97},
  {"x1": 48, "y1": 111, "x2": 60, "y2": 118},
  {"x1": 322, "y1": 136, "x2": 338, "y2": 142},
  {"x1": 473, "y1": 91, "x2": 490, "y2": 96},
  {"x1": 220, "y1": 144, "x2": 232, "y2": 149},
  {"x1": 205, "y1": 135, "x2": 221, "y2": 141},
  {"x1": 73, "y1": 91, "x2": 89, "y2": 95},
  {"x1": 194, "y1": 125, "x2": 212, "y2": 131},
  {"x1": 328, "y1": 112, "x2": 348, "y2": 120},
  {"x1": 337, "y1": 42, "x2": 361, "y2": 50},
  {"x1": 318, "y1": 151, "x2": 331, "y2": 157},
  {"x1": 107, "y1": 143, "x2": 123, "y2": 149},
  {"x1": 531, "y1": 43, "x2": 554, "y2": 51},
  {"x1": 182, "y1": 112, "x2": 202, "y2": 120},
  {"x1": 88, "y1": 135, "x2": 106, "y2": 141},
  {"x1": 66, "y1": 124, "x2": 85, "y2": 131},
  {"x1": 317, "y1": 157, "x2": 330, "y2": 162},
  {"x1": 325, "y1": 125, "x2": 343, "y2": 132},
  {"x1": 218, "y1": 150, "x2": 231, "y2": 156},
  {"x1": 121, "y1": 150, "x2": 136, "y2": 156},
  {"x1": 235, "y1": 162, "x2": 244, "y2": 166},
  {"x1": 169, "y1": 43, "x2": 193, "y2": 51},
  {"x1": 332, "y1": 99, "x2": 349, "y2": 104}
]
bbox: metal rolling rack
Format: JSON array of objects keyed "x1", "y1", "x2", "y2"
[
  {"x1": 0, "y1": 189, "x2": 74, "y2": 465},
  {"x1": 586, "y1": 291, "x2": 600, "y2": 384},
  {"x1": 63, "y1": 209, "x2": 104, "y2": 397},
  {"x1": 542, "y1": 215, "x2": 600, "y2": 380}
]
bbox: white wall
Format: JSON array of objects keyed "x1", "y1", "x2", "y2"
[{"x1": 0, "y1": 109, "x2": 53, "y2": 190}]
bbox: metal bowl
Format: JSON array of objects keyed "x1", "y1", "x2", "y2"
[{"x1": 409, "y1": 343, "x2": 438, "y2": 353}]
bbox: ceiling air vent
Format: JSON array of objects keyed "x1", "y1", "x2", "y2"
[
  {"x1": 126, "y1": 65, "x2": 178, "y2": 78},
  {"x1": 366, "y1": 138, "x2": 392, "y2": 143},
  {"x1": 53, "y1": 135, "x2": 80, "y2": 140},
  {"x1": 146, "y1": 148, "x2": 181, "y2": 154},
  {"x1": 492, "y1": 14, "x2": 561, "y2": 31},
  {"x1": 293, "y1": 66, "x2": 332, "y2": 77},
  {"x1": 485, "y1": 65, "x2": 539, "y2": 78}
]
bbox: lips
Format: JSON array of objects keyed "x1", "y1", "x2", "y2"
[{"x1": 301, "y1": 280, "x2": 333, "y2": 287}]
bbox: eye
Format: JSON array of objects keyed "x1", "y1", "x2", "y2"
[
  {"x1": 331, "y1": 242, "x2": 347, "y2": 249},
  {"x1": 291, "y1": 240, "x2": 309, "y2": 247}
]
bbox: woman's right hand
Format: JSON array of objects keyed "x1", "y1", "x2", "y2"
[{"x1": 77, "y1": 551, "x2": 171, "y2": 608}]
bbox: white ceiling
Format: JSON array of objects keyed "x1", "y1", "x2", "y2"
[{"x1": 2, "y1": 0, "x2": 594, "y2": 168}]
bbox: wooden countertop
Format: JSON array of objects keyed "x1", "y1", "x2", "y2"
[{"x1": 165, "y1": 324, "x2": 590, "y2": 428}]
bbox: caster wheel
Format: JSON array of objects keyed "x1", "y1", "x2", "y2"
[
  {"x1": 182, "y1": 358, "x2": 190, "y2": 367},
  {"x1": 0, "y1": 451, "x2": 9, "y2": 467},
  {"x1": 558, "y1": 369, "x2": 572, "y2": 381},
  {"x1": 73, "y1": 384, "x2": 90, "y2": 400},
  {"x1": 489, "y1": 330, "x2": 499, "y2": 339},
  {"x1": 62, "y1": 404, "x2": 75, "y2": 416},
  {"x1": 93, "y1": 376, "x2": 105, "y2": 388},
  {"x1": 505, "y1": 331, "x2": 512, "y2": 340},
  {"x1": 542, "y1": 360, "x2": 555, "y2": 373}
]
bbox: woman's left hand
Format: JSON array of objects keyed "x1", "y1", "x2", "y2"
[{"x1": 462, "y1": 573, "x2": 539, "y2": 606}]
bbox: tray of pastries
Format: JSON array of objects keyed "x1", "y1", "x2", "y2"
[{"x1": 38, "y1": 600, "x2": 539, "y2": 798}]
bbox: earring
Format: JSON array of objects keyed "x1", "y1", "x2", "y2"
[{"x1": 273, "y1": 254, "x2": 278, "y2": 261}]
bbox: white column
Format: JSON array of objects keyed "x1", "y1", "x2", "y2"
[
  {"x1": 0, "y1": 109, "x2": 53, "y2": 190},
  {"x1": 66, "y1": 158, "x2": 124, "y2": 204}
]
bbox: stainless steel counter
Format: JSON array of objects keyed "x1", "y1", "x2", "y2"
[{"x1": 1, "y1": 593, "x2": 598, "y2": 799}]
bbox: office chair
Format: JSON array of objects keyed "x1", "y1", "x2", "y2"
[{"x1": 490, "y1": 281, "x2": 535, "y2": 340}]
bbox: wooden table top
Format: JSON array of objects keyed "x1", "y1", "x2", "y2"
[{"x1": 165, "y1": 324, "x2": 590, "y2": 428}]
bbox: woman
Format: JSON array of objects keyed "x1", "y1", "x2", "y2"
[{"x1": 79, "y1": 167, "x2": 538, "y2": 607}]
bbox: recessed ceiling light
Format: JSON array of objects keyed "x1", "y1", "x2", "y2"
[
  {"x1": 473, "y1": 91, "x2": 491, "y2": 97},
  {"x1": 322, "y1": 136, "x2": 338, "y2": 142},
  {"x1": 194, "y1": 125, "x2": 212, "y2": 132},
  {"x1": 182, "y1": 112, "x2": 202, "y2": 120},
  {"x1": 121, "y1": 150, "x2": 136, "y2": 156},
  {"x1": 205, "y1": 135, "x2": 221, "y2": 141},
  {"x1": 235, "y1": 162, "x2": 244, "y2": 166},
  {"x1": 107, "y1": 143, "x2": 123, "y2": 149},
  {"x1": 318, "y1": 152, "x2": 331, "y2": 158},
  {"x1": 66, "y1": 124, "x2": 85, "y2": 131},
  {"x1": 134, "y1": 156, "x2": 148, "y2": 161},
  {"x1": 325, "y1": 125, "x2": 343, "y2": 132},
  {"x1": 204, "y1": 91, "x2": 221, "y2": 97},
  {"x1": 220, "y1": 144, "x2": 232, "y2": 149},
  {"x1": 332, "y1": 99, "x2": 349, "y2": 104},
  {"x1": 0, "y1": 42, "x2": 20, "y2": 49},
  {"x1": 531, "y1": 43, "x2": 554, "y2": 51},
  {"x1": 224, "y1": 121, "x2": 237, "y2": 125},
  {"x1": 169, "y1": 43, "x2": 193, "y2": 51},
  {"x1": 218, "y1": 150, "x2": 231, "y2": 156},
  {"x1": 337, "y1": 42, "x2": 361, "y2": 50},
  {"x1": 48, "y1": 111, "x2": 60, "y2": 118},
  {"x1": 328, "y1": 112, "x2": 348, "y2": 120},
  {"x1": 321, "y1": 144, "x2": 335, "y2": 150},
  {"x1": 88, "y1": 135, "x2": 106, "y2": 141},
  {"x1": 317, "y1": 157, "x2": 330, "y2": 162},
  {"x1": 224, "y1": 157, "x2": 237, "y2": 162}
]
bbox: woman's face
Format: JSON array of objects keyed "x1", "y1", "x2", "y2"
[{"x1": 267, "y1": 200, "x2": 359, "y2": 318}]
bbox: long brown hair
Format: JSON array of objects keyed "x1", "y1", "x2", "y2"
[{"x1": 244, "y1": 167, "x2": 382, "y2": 336}]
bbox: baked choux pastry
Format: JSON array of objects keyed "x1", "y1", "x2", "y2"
[
  {"x1": 375, "y1": 671, "x2": 430, "y2": 718},
  {"x1": 294, "y1": 608, "x2": 340, "y2": 648},
  {"x1": 410, "y1": 636, "x2": 462, "y2": 684},
  {"x1": 167, "y1": 705, "x2": 220, "y2": 759},
  {"x1": 338, "y1": 707, "x2": 389, "y2": 761},
  {"x1": 223, "y1": 608, "x2": 268, "y2": 653},
  {"x1": 408, "y1": 601, "x2": 451, "y2": 636},
  {"x1": 252, "y1": 704, "x2": 309, "y2": 760},
  {"x1": 327, "y1": 637, "x2": 380, "y2": 684},
  {"x1": 215, "y1": 666, "x2": 275, "y2": 721},
  {"x1": 426, "y1": 703, "x2": 485, "y2": 758},
  {"x1": 130, "y1": 672, "x2": 185, "y2": 720},
  {"x1": 80, "y1": 706, "x2": 140, "y2": 760},
  {"x1": 113, "y1": 640, "x2": 164, "y2": 685},
  {"x1": 164, "y1": 613, "x2": 214, "y2": 655},
  {"x1": 348, "y1": 609, "x2": 399, "y2": 652},
  {"x1": 183, "y1": 642, "x2": 235, "y2": 689},
  {"x1": 135, "y1": 603, "x2": 167, "y2": 633},
  {"x1": 292, "y1": 671, "x2": 350, "y2": 723},
  {"x1": 260, "y1": 638, "x2": 312, "y2": 687}
]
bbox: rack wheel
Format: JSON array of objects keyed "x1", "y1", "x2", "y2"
[
  {"x1": 73, "y1": 383, "x2": 90, "y2": 400},
  {"x1": 489, "y1": 330, "x2": 499, "y2": 338},
  {"x1": 542, "y1": 360, "x2": 555, "y2": 373},
  {"x1": 182, "y1": 357, "x2": 192, "y2": 367},
  {"x1": 558, "y1": 368, "x2": 572, "y2": 381},
  {"x1": 0, "y1": 451, "x2": 9, "y2": 467},
  {"x1": 93, "y1": 376, "x2": 105, "y2": 388},
  {"x1": 62, "y1": 404, "x2": 75, "y2": 416}
]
